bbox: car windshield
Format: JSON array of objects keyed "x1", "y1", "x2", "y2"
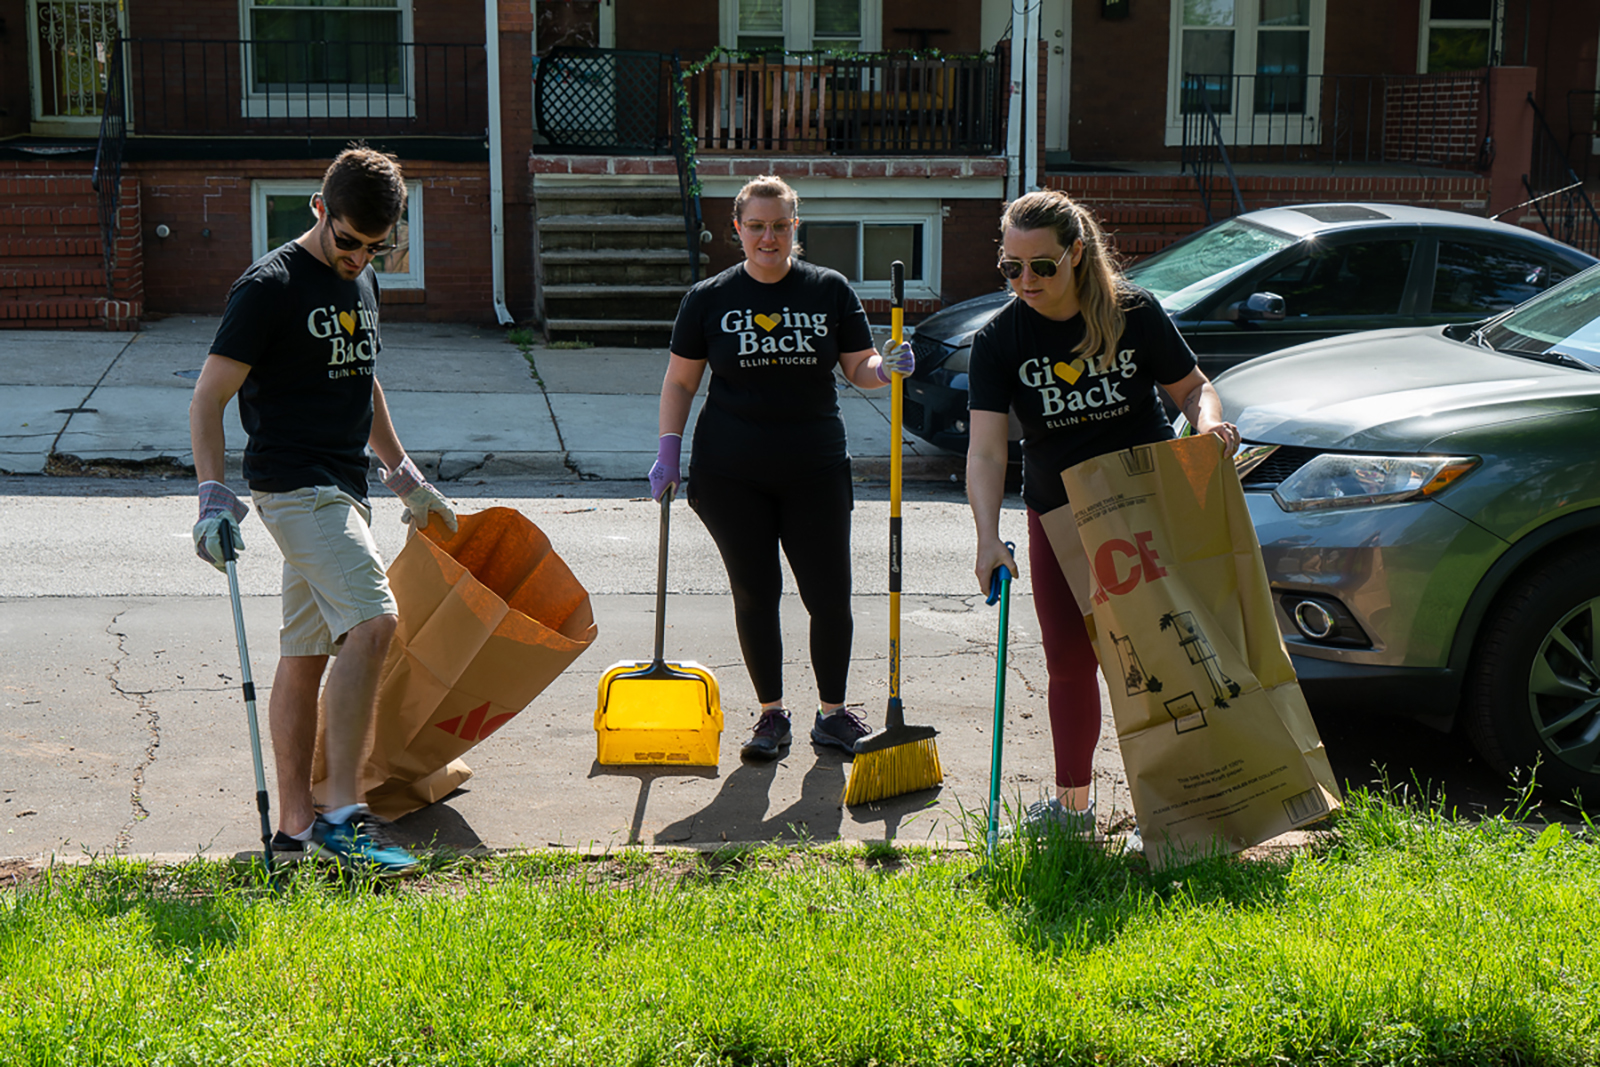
[
  {"x1": 1125, "y1": 218, "x2": 1296, "y2": 312},
  {"x1": 1480, "y1": 265, "x2": 1600, "y2": 365}
]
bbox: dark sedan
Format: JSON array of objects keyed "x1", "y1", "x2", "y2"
[{"x1": 903, "y1": 203, "x2": 1597, "y2": 454}]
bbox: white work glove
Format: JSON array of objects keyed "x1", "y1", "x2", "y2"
[
  {"x1": 380, "y1": 456, "x2": 458, "y2": 534},
  {"x1": 874, "y1": 339, "x2": 916, "y2": 383},
  {"x1": 192, "y1": 480, "x2": 249, "y2": 572}
]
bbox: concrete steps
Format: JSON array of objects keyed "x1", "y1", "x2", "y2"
[{"x1": 534, "y1": 182, "x2": 704, "y2": 346}]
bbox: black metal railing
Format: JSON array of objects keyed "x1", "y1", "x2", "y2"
[
  {"x1": 684, "y1": 52, "x2": 1001, "y2": 155},
  {"x1": 669, "y1": 52, "x2": 704, "y2": 285},
  {"x1": 1519, "y1": 91, "x2": 1600, "y2": 258},
  {"x1": 92, "y1": 33, "x2": 128, "y2": 301},
  {"x1": 119, "y1": 38, "x2": 488, "y2": 137},
  {"x1": 535, "y1": 47, "x2": 674, "y2": 153},
  {"x1": 1179, "y1": 88, "x2": 1246, "y2": 224},
  {"x1": 1565, "y1": 89, "x2": 1600, "y2": 184},
  {"x1": 1180, "y1": 70, "x2": 1491, "y2": 168}
]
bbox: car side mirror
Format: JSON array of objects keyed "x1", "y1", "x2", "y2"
[{"x1": 1233, "y1": 291, "x2": 1286, "y2": 322}]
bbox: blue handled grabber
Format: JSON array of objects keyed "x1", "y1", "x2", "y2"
[{"x1": 985, "y1": 542, "x2": 1015, "y2": 853}]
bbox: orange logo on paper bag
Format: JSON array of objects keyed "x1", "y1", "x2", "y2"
[
  {"x1": 434, "y1": 701, "x2": 516, "y2": 743},
  {"x1": 1091, "y1": 530, "x2": 1167, "y2": 603}
]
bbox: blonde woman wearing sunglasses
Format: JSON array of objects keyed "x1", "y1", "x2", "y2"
[
  {"x1": 966, "y1": 190, "x2": 1238, "y2": 837},
  {"x1": 651, "y1": 175, "x2": 914, "y2": 764}
]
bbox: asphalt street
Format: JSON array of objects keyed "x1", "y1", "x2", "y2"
[{"x1": 0, "y1": 474, "x2": 1138, "y2": 862}]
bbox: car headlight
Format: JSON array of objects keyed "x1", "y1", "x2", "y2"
[{"x1": 1273, "y1": 454, "x2": 1480, "y2": 512}]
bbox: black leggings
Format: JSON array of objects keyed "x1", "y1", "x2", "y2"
[{"x1": 688, "y1": 462, "x2": 854, "y2": 706}]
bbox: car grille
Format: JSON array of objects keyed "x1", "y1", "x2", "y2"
[
  {"x1": 910, "y1": 335, "x2": 954, "y2": 370},
  {"x1": 1240, "y1": 444, "x2": 1322, "y2": 489}
]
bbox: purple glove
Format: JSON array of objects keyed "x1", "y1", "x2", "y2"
[
  {"x1": 649, "y1": 433, "x2": 682, "y2": 500},
  {"x1": 192, "y1": 481, "x2": 250, "y2": 571},
  {"x1": 874, "y1": 340, "x2": 916, "y2": 383}
]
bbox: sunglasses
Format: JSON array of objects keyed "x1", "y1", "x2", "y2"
[
  {"x1": 313, "y1": 194, "x2": 396, "y2": 256},
  {"x1": 739, "y1": 218, "x2": 797, "y2": 237},
  {"x1": 997, "y1": 247, "x2": 1071, "y2": 280}
]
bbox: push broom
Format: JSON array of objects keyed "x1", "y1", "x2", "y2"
[{"x1": 844, "y1": 261, "x2": 943, "y2": 805}]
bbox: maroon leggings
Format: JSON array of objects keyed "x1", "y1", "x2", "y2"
[{"x1": 1026, "y1": 508, "x2": 1102, "y2": 788}]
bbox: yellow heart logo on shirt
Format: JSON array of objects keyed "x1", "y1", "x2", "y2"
[
  {"x1": 1053, "y1": 358, "x2": 1087, "y2": 385},
  {"x1": 753, "y1": 313, "x2": 780, "y2": 332},
  {"x1": 338, "y1": 311, "x2": 357, "y2": 335}
]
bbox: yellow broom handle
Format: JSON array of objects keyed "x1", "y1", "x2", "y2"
[{"x1": 888, "y1": 260, "x2": 903, "y2": 704}]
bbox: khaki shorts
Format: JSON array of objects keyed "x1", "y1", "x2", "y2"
[{"x1": 252, "y1": 485, "x2": 397, "y2": 657}]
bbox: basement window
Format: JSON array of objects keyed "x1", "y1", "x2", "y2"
[
  {"x1": 794, "y1": 198, "x2": 939, "y2": 302},
  {"x1": 251, "y1": 179, "x2": 424, "y2": 290}
]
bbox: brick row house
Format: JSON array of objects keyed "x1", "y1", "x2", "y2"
[
  {"x1": 2, "y1": 1, "x2": 1598, "y2": 332},
  {"x1": 1, "y1": 0, "x2": 534, "y2": 327}
]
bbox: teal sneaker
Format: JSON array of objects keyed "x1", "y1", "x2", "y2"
[{"x1": 311, "y1": 811, "x2": 419, "y2": 875}]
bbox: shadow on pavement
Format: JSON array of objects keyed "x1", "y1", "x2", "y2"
[{"x1": 651, "y1": 746, "x2": 850, "y2": 846}]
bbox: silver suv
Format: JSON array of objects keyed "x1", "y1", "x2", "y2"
[{"x1": 1210, "y1": 263, "x2": 1600, "y2": 802}]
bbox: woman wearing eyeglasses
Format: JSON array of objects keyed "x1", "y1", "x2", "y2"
[
  {"x1": 966, "y1": 189, "x2": 1239, "y2": 836},
  {"x1": 650, "y1": 175, "x2": 915, "y2": 764}
]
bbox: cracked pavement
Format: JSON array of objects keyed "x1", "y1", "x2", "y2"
[{"x1": 0, "y1": 477, "x2": 1134, "y2": 861}]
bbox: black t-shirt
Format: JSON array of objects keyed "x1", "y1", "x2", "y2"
[
  {"x1": 670, "y1": 259, "x2": 873, "y2": 480},
  {"x1": 210, "y1": 241, "x2": 381, "y2": 500},
  {"x1": 968, "y1": 287, "x2": 1196, "y2": 513}
]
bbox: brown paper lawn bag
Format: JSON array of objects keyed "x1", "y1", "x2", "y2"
[
  {"x1": 313, "y1": 506, "x2": 598, "y2": 820},
  {"x1": 1048, "y1": 435, "x2": 1341, "y2": 868}
]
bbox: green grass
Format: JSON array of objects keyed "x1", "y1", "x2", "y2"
[
  {"x1": 505, "y1": 326, "x2": 542, "y2": 385},
  {"x1": 3, "y1": 789, "x2": 1599, "y2": 1066}
]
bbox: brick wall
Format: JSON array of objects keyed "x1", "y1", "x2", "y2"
[
  {"x1": 136, "y1": 160, "x2": 494, "y2": 322},
  {"x1": 0, "y1": 0, "x2": 29, "y2": 139},
  {"x1": 615, "y1": 0, "x2": 717, "y2": 55},
  {"x1": 1385, "y1": 75, "x2": 1485, "y2": 167}
]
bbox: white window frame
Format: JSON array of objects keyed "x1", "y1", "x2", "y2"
[
  {"x1": 1417, "y1": 0, "x2": 1503, "y2": 74},
  {"x1": 251, "y1": 179, "x2": 425, "y2": 290},
  {"x1": 719, "y1": 0, "x2": 883, "y2": 53},
  {"x1": 237, "y1": 0, "x2": 415, "y2": 120},
  {"x1": 1164, "y1": 0, "x2": 1326, "y2": 147},
  {"x1": 796, "y1": 198, "x2": 940, "y2": 302}
]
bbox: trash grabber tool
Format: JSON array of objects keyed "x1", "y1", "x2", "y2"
[
  {"x1": 985, "y1": 542, "x2": 1015, "y2": 853},
  {"x1": 219, "y1": 521, "x2": 273, "y2": 870}
]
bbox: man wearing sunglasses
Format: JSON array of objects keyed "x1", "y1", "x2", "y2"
[{"x1": 189, "y1": 146, "x2": 455, "y2": 876}]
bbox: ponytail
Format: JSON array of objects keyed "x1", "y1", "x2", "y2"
[{"x1": 1000, "y1": 191, "x2": 1130, "y2": 373}]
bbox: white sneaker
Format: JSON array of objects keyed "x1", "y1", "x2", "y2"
[{"x1": 1003, "y1": 796, "x2": 1096, "y2": 839}]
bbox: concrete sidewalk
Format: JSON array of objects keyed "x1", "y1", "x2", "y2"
[{"x1": 0, "y1": 316, "x2": 965, "y2": 484}]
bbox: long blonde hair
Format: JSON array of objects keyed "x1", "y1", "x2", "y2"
[{"x1": 1000, "y1": 191, "x2": 1129, "y2": 373}]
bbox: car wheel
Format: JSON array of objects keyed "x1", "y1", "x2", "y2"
[{"x1": 1465, "y1": 542, "x2": 1600, "y2": 803}]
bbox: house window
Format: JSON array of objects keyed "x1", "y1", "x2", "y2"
[
  {"x1": 252, "y1": 180, "x2": 424, "y2": 290},
  {"x1": 1167, "y1": 0, "x2": 1324, "y2": 145},
  {"x1": 1419, "y1": 0, "x2": 1502, "y2": 73},
  {"x1": 722, "y1": 0, "x2": 881, "y2": 53},
  {"x1": 27, "y1": 0, "x2": 124, "y2": 129},
  {"x1": 241, "y1": 0, "x2": 414, "y2": 117},
  {"x1": 794, "y1": 199, "x2": 939, "y2": 300}
]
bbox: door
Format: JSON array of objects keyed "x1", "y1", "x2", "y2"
[{"x1": 28, "y1": 0, "x2": 125, "y2": 134}]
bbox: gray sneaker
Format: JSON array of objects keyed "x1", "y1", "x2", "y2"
[
  {"x1": 1005, "y1": 797, "x2": 1097, "y2": 839},
  {"x1": 810, "y1": 708, "x2": 870, "y2": 752},
  {"x1": 740, "y1": 708, "x2": 792, "y2": 760}
]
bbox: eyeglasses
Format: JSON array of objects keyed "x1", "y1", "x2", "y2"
[
  {"x1": 739, "y1": 218, "x2": 797, "y2": 237},
  {"x1": 313, "y1": 194, "x2": 396, "y2": 256},
  {"x1": 997, "y1": 248, "x2": 1070, "y2": 280}
]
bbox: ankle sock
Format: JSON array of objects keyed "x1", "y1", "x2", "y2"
[{"x1": 323, "y1": 803, "x2": 364, "y2": 826}]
